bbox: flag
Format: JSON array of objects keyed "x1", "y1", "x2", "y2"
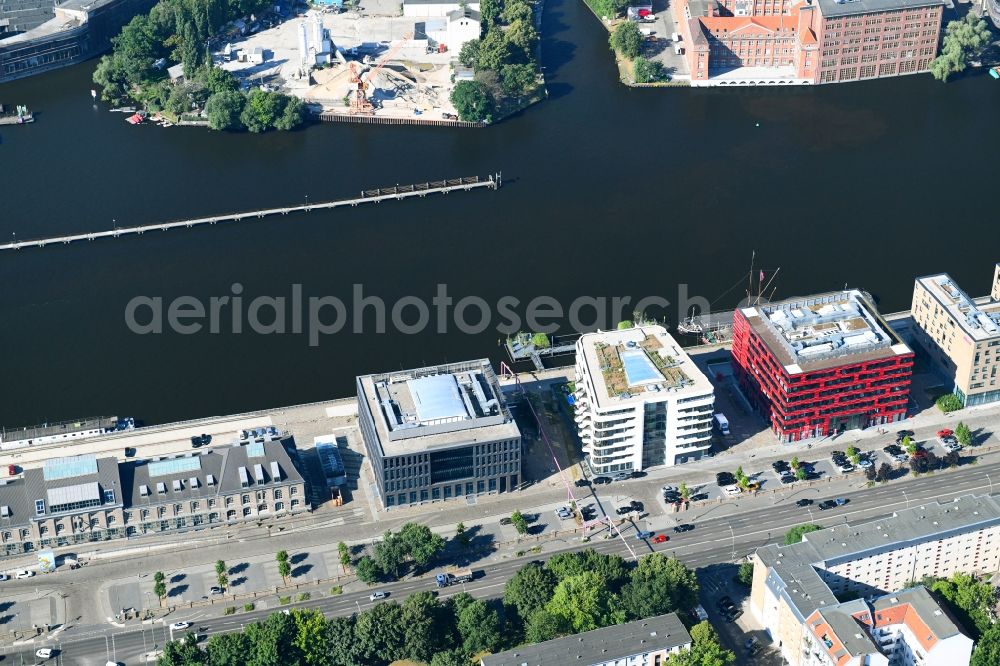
[{"x1": 759, "y1": 270, "x2": 765, "y2": 283}]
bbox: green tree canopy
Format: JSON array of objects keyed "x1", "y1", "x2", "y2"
[
  {"x1": 931, "y1": 14, "x2": 992, "y2": 82},
  {"x1": 402, "y1": 591, "x2": 455, "y2": 661},
  {"x1": 525, "y1": 608, "x2": 564, "y2": 643},
  {"x1": 205, "y1": 632, "x2": 249, "y2": 666},
  {"x1": 737, "y1": 561, "x2": 755, "y2": 587},
  {"x1": 666, "y1": 621, "x2": 735, "y2": 666},
  {"x1": 244, "y1": 611, "x2": 300, "y2": 666},
  {"x1": 545, "y1": 571, "x2": 625, "y2": 633},
  {"x1": 927, "y1": 573, "x2": 997, "y2": 639},
  {"x1": 327, "y1": 615, "x2": 364, "y2": 666},
  {"x1": 477, "y1": 28, "x2": 515, "y2": 72},
  {"x1": 610, "y1": 21, "x2": 643, "y2": 59},
  {"x1": 500, "y1": 63, "x2": 538, "y2": 97},
  {"x1": 400, "y1": 522, "x2": 446, "y2": 567},
  {"x1": 205, "y1": 90, "x2": 246, "y2": 131},
  {"x1": 620, "y1": 554, "x2": 699, "y2": 620},
  {"x1": 956, "y1": 422, "x2": 973, "y2": 446},
  {"x1": 450, "y1": 80, "x2": 494, "y2": 123},
  {"x1": 354, "y1": 600, "x2": 407, "y2": 664},
  {"x1": 355, "y1": 555, "x2": 380, "y2": 584},
  {"x1": 455, "y1": 595, "x2": 501, "y2": 654},
  {"x1": 633, "y1": 56, "x2": 665, "y2": 83},
  {"x1": 972, "y1": 623, "x2": 1000, "y2": 666},
  {"x1": 504, "y1": 561, "x2": 557, "y2": 623},
  {"x1": 785, "y1": 524, "x2": 822, "y2": 545},
  {"x1": 157, "y1": 633, "x2": 207, "y2": 666},
  {"x1": 291, "y1": 609, "x2": 334, "y2": 666}
]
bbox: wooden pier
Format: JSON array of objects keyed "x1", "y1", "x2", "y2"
[{"x1": 0, "y1": 174, "x2": 500, "y2": 252}]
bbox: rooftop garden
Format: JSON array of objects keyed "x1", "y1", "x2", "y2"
[{"x1": 595, "y1": 335, "x2": 690, "y2": 397}]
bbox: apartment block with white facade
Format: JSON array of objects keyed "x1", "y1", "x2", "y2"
[
  {"x1": 750, "y1": 494, "x2": 994, "y2": 666},
  {"x1": 573, "y1": 325, "x2": 715, "y2": 475}
]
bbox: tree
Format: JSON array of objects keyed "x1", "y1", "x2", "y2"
[
  {"x1": 158, "y1": 633, "x2": 207, "y2": 666},
  {"x1": 374, "y1": 531, "x2": 408, "y2": 579},
  {"x1": 273, "y1": 95, "x2": 306, "y2": 131},
  {"x1": 400, "y1": 522, "x2": 446, "y2": 568},
  {"x1": 455, "y1": 595, "x2": 501, "y2": 654},
  {"x1": 972, "y1": 623, "x2": 1000, "y2": 666},
  {"x1": 477, "y1": 29, "x2": 514, "y2": 72},
  {"x1": 500, "y1": 63, "x2": 538, "y2": 97},
  {"x1": 402, "y1": 591, "x2": 454, "y2": 662},
  {"x1": 735, "y1": 466, "x2": 746, "y2": 484},
  {"x1": 458, "y1": 38, "x2": 481, "y2": 68},
  {"x1": 785, "y1": 524, "x2": 822, "y2": 545},
  {"x1": 355, "y1": 555, "x2": 380, "y2": 584},
  {"x1": 479, "y1": 0, "x2": 500, "y2": 31},
  {"x1": 354, "y1": 601, "x2": 407, "y2": 664},
  {"x1": 506, "y1": 18, "x2": 539, "y2": 61},
  {"x1": 928, "y1": 572, "x2": 997, "y2": 639},
  {"x1": 620, "y1": 554, "x2": 699, "y2": 620},
  {"x1": 679, "y1": 482, "x2": 690, "y2": 501},
  {"x1": 205, "y1": 90, "x2": 245, "y2": 131},
  {"x1": 791, "y1": 456, "x2": 800, "y2": 470},
  {"x1": 956, "y1": 422, "x2": 973, "y2": 447},
  {"x1": 633, "y1": 56, "x2": 665, "y2": 83},
  {"x1": 276, "y1": 550, "x2": 291, "y2": 583},
  {"x1": 545, "y1": 571, "x2": 625, "y2": 633},
  {"x1": 154, "y1": 571, "x2": 167, "y2": 604},
  {"x1": 876, "y1": 463, "x2": 892, "y2": 482},
  {"x1": 846, "y1": 445, "x2": 860, "y2": 465},
  {"x1": 737, "y1": 561, "x2": 754, "y2": 587},
  {"x1": 504, "y1": 561, "x2": 557, "y2": 623},
  {"x1": 450, "y1": 80, "x2": 494, "y2": 123},
  {"x1": 936, "y1": 393, "x2": 963, "y2": 413},
  {"x1": 525, "y1": 608, "x2": 563, "y2": 643},
  {"x1": 944, "y1": 450, "x2": 961, "y2": 468},
  {"x1": 610, "y1": 21, "x2": 643, "y2": 59},
  {"x1": 796, "y1": 467, "x2": 808, "y2": 481},
  {"x1": 338, "y1": 542, "x2": 351, "y2": 571},
  {"x1": 530, "y1": 332, "x2": 550, "y2": 349},
  {"x1": 910, "y1": 456, "x2": 927, "y2": 474},
  {"x1": 240, "y1": 88, "x2": 283, "y2": 132},
  {"x1": 902, "y1": 435, "x2": 917, "y2": 454},
  {"x1": 292, "y1": 609, "x2": 334, "y2": 666},
  {"x1": 590, "y1": 0, "x2": 630, "y2": 18},
  {"x1": 931, "y1": 14, "x2": 992, "y2": 82},
  {"x1": 617, "y1": 320, "x2": 634, "y2": 329},
  {"x1": 666, "y1": 621, "x2": 735, "y2": 666},
  {"x1": 244, "y1": 610, "x2": 301, "y2": 666},
  {"x1": 455, "y1": 522, "x2": 471, "y2": 547},
  {"x1": 511, "y1": 510, "x2": 529, "y2": 535},
  {"x1": 501, "y1": 0, "x2": 533, "y2": 24},
  {"x1": 215, "y1": 560, "x2": 228, "y2": 591},
  {"x1": 430, "y1": 648, "x2": 469, "y2": 666},
  {"x1": 327, "y1": 615, "x2": 364, "y2": 666},
  {"x1": 205, "y1": 632, "x2": 249, "y2": 666},
  {"x1": 865, "y1": 465, "x2": 877, "y2": 481},
  {"x1": 203, "y1": 65, "x2": 240, "y2": 95}
]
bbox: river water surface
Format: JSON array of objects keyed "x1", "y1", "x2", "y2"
[{"x1": 1, "y1": 0, "x2": 998, "y2": 425}]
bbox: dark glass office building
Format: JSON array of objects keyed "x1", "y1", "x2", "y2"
[{"x1": 356, "y1": 359, "x2": 522, "y2": 509}]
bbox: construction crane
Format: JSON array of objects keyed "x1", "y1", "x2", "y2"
[{"x1": 347, "y1": 33, "x2": 412, "y2": 114}]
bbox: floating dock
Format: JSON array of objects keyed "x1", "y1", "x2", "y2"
[{"x1": 1, "y1": 174, "x2": 500, "y2": 251}]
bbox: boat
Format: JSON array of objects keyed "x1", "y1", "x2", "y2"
[
  {"x1": 0, "y1": 104, "x2": 34, "y2": 125},
  {"x1": 126, "y1": 112, "x2": 146, "y2": 125},
  {"x1": 991, "y1": 66, "x2": 1000, "y2": 80}
]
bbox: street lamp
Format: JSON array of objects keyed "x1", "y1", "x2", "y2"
[{"x1": 901, "y1": 489, "x2": 910, "y2": 509}]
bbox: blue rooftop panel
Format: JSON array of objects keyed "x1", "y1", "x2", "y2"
[
  {"x1": 43, "y1": 456, "x2": 98, "y2": 481},
  {"x1": 408, "y1": 375, "x2": 469, "y2": 423},
  {"x1": 148, "y1": 457, "x2": 202, "y2": 477},
  {"x1": 620, "y1": 350, "x2": 661, "y2": 386}
]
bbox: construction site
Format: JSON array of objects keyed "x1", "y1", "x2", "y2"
[{"x1": 215, "y1": 3, "x2": 479, "y2": 123}]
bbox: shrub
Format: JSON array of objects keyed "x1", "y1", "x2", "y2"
[
  {"x1": 297, "y1": 593, "x2": 311, "y2": 602},
  {"x1": 330, "y1": 586, "x2": 343, "y2": 595},
  {"x1": 243, "y1": 603, "x2": 255, "y2": 612},
  {"x1": 224, "y1": 607, "x2": 236, "y2": 615},
  {"x1": 937, "y1": 393, "x2": 963, "y2": 413}
]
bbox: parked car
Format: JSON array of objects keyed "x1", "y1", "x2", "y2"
[
  {"x1": 369, "y1": 591, "x2": 388, "y2": 601},
  {"x1": 610, "y1": 472, "x2": 631, "y2": 481},
  {"x1": 0, "y1": 573, "x2": 8, "y2": 581},
  {"x1": 796, "y1": 498, "x2": 814, "y2": 507},
  {"x1": 936, "y1": 428, "x2": 954, "y2": 438},
  {"x1": 636, "y1": 531, "x2": 654, "y2": 540},
  {"x1": 837, "y1": 464, "x2": 855, "y2": 474},
  {"x1": 912, "y1": 449, "x2": 928, "y2": 459},
  {"x1": 616, "y1": 506, "x2": 633, "y2": 516},
  {"x1": 723, "y1": 485, "x2": 742, "y2": 497},
  {"x1": 716, "y1": 472, "x2": 736, "y2": 487},
  {"x1": 209, "y1": 586, "x2": 223, "y2": 595},
  {"x1": 35, "y1": 648, "x2": 53, "y2": 659},
  {"x1": 170, "y1": 621, "x2": 192, "y2": 631},
  {"x1": 629, "y1": 500, "x2": 644, "y2": 512},
  {"x1": 772, "y1": 460, "x2": 789, "y2": 472},
  {"x1": 858, "y1": 459, "x2": 873, "y2": 469},
  {"x1": 575, "y1": 478, "x2": 591, "y2": 487},
  {"x1": 593, "y1": 476, "x2": 611, "y2": 485},
  {"x1": 124, "y1": 447, "x2": 137, "y2": 458},
  {"x1": 718, "y1": 596, "x2": 737, "y2": 614},
  {"x1": 499, "y1": 517, "x2": 512, "y2": 525},
  {"x1": 690, "y1": 493, "x2": 709, "y2": 502},
  {"x1": 14, "y1": 569, "x2": 34, "y2": 579},
  {"x1": 897, "y1": 429, "x2": 914, "y2": 439}
]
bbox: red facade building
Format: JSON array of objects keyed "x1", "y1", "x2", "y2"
[{"x1": 731, "y1": 290, "x2": 914, "y2": 442}]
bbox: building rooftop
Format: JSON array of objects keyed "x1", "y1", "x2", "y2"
[
  {"x1": 576, "y1": 325, "x2": 713, "y2": 409},
  {"x1": 123, "y1": 439, "x2": 303, "y2": 506},
  {"x1": 758, "y1": 494, "x2": 1000, "y2": 622},
  {"x1": 808, "y1": 599, "x2": 880, "y2": 662},
  {"x1": 915, "y1": 272, "x2": 1000, "y2": 343},
  {"x1": 0, "y1": 454, "x2": 123, "y2": 526},
  {"x1": 739, "y1": 289, "x2": 911, "y2": 374},
  {"x1": 480, "y1": 612, "x2": 692, "y2": 666},
  {"x1": 869, "y1": 586, "x2": 967, "y2": 648},
  {"x1": 357, "y1": 359, "x2": 520, "y2": 456},
  {"x1": 816, "y1": 0, "x2": 945, "y2": 17}
]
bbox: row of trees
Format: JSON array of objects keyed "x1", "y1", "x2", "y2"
[
  {"x1": 450, "y1": 0, "x2": 542, "y2": 122},
  {"x1": 92, "y1": 0, "x2": 306, "y2": 131},
  {"x1": 609, "y1": 22, "x2": 666, "y2": 84},
  {"x1": 354, "y1": 523, "x2": 446, "y2": 583},
  {"x1": 157, "y1": 548, "x2": 730, "y2": 666}
]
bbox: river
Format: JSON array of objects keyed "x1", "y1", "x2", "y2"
[{"x1": 0, "y1": 0, "x2": 998, "y2": 426}]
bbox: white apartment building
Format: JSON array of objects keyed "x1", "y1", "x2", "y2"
[
  {"x1": 573, "y1": 325, "x2": 715, "y2": 475},
  {"x1": 750, "y1": 495, "x2": 994, "y2": 666}
]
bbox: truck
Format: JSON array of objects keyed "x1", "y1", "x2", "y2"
[
  {"x1": 435, "y1": 567, "x2": 474, "y2": 587},
  {"x1": 713, "y1": 413, "x2": 730, "y2": 436}
]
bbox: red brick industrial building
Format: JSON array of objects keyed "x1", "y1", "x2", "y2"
[
  {"x1": 674, "y1": 0, "x2": 944, "y2": 86},
  {"x1": 731, "y1": 290, "x2": 914, "y2": 442}
]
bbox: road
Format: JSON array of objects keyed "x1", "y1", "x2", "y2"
[{"x1": 6, "y1": 456, "x2": 998, "y2": 665}]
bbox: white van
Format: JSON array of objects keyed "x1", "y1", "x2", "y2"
[{"x1": 713, "y1": 413, "x2": 730, "y2": 436}]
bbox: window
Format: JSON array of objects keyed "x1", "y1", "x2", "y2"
[
  {"x1": 243, "y1": 507, "x2": 252, "y2": 517},
  {"x1": 290, "y1": 486, "x2": 298, "y2": 496},
  {"x1": 35, "y1": 500, "x2": 45, "y2": 516},
  {"x1": 274, "y1": 489, "x2": 282, "y2": 499},
  {"x1": 242, "y1": 494, "x2": 251, "y2": 505},
  {"x1": 191, "y1": 501, "x2": 200, "y2": 512},
  {"x1": 291, "y1": 499, "x2": 300, "y2": 508},
  {"x1": 275, "y1": 501, "x2": 285, "y2": 511},
  {"x1": 103, "y1": 489, "x2": 115, "y2": 503}
]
